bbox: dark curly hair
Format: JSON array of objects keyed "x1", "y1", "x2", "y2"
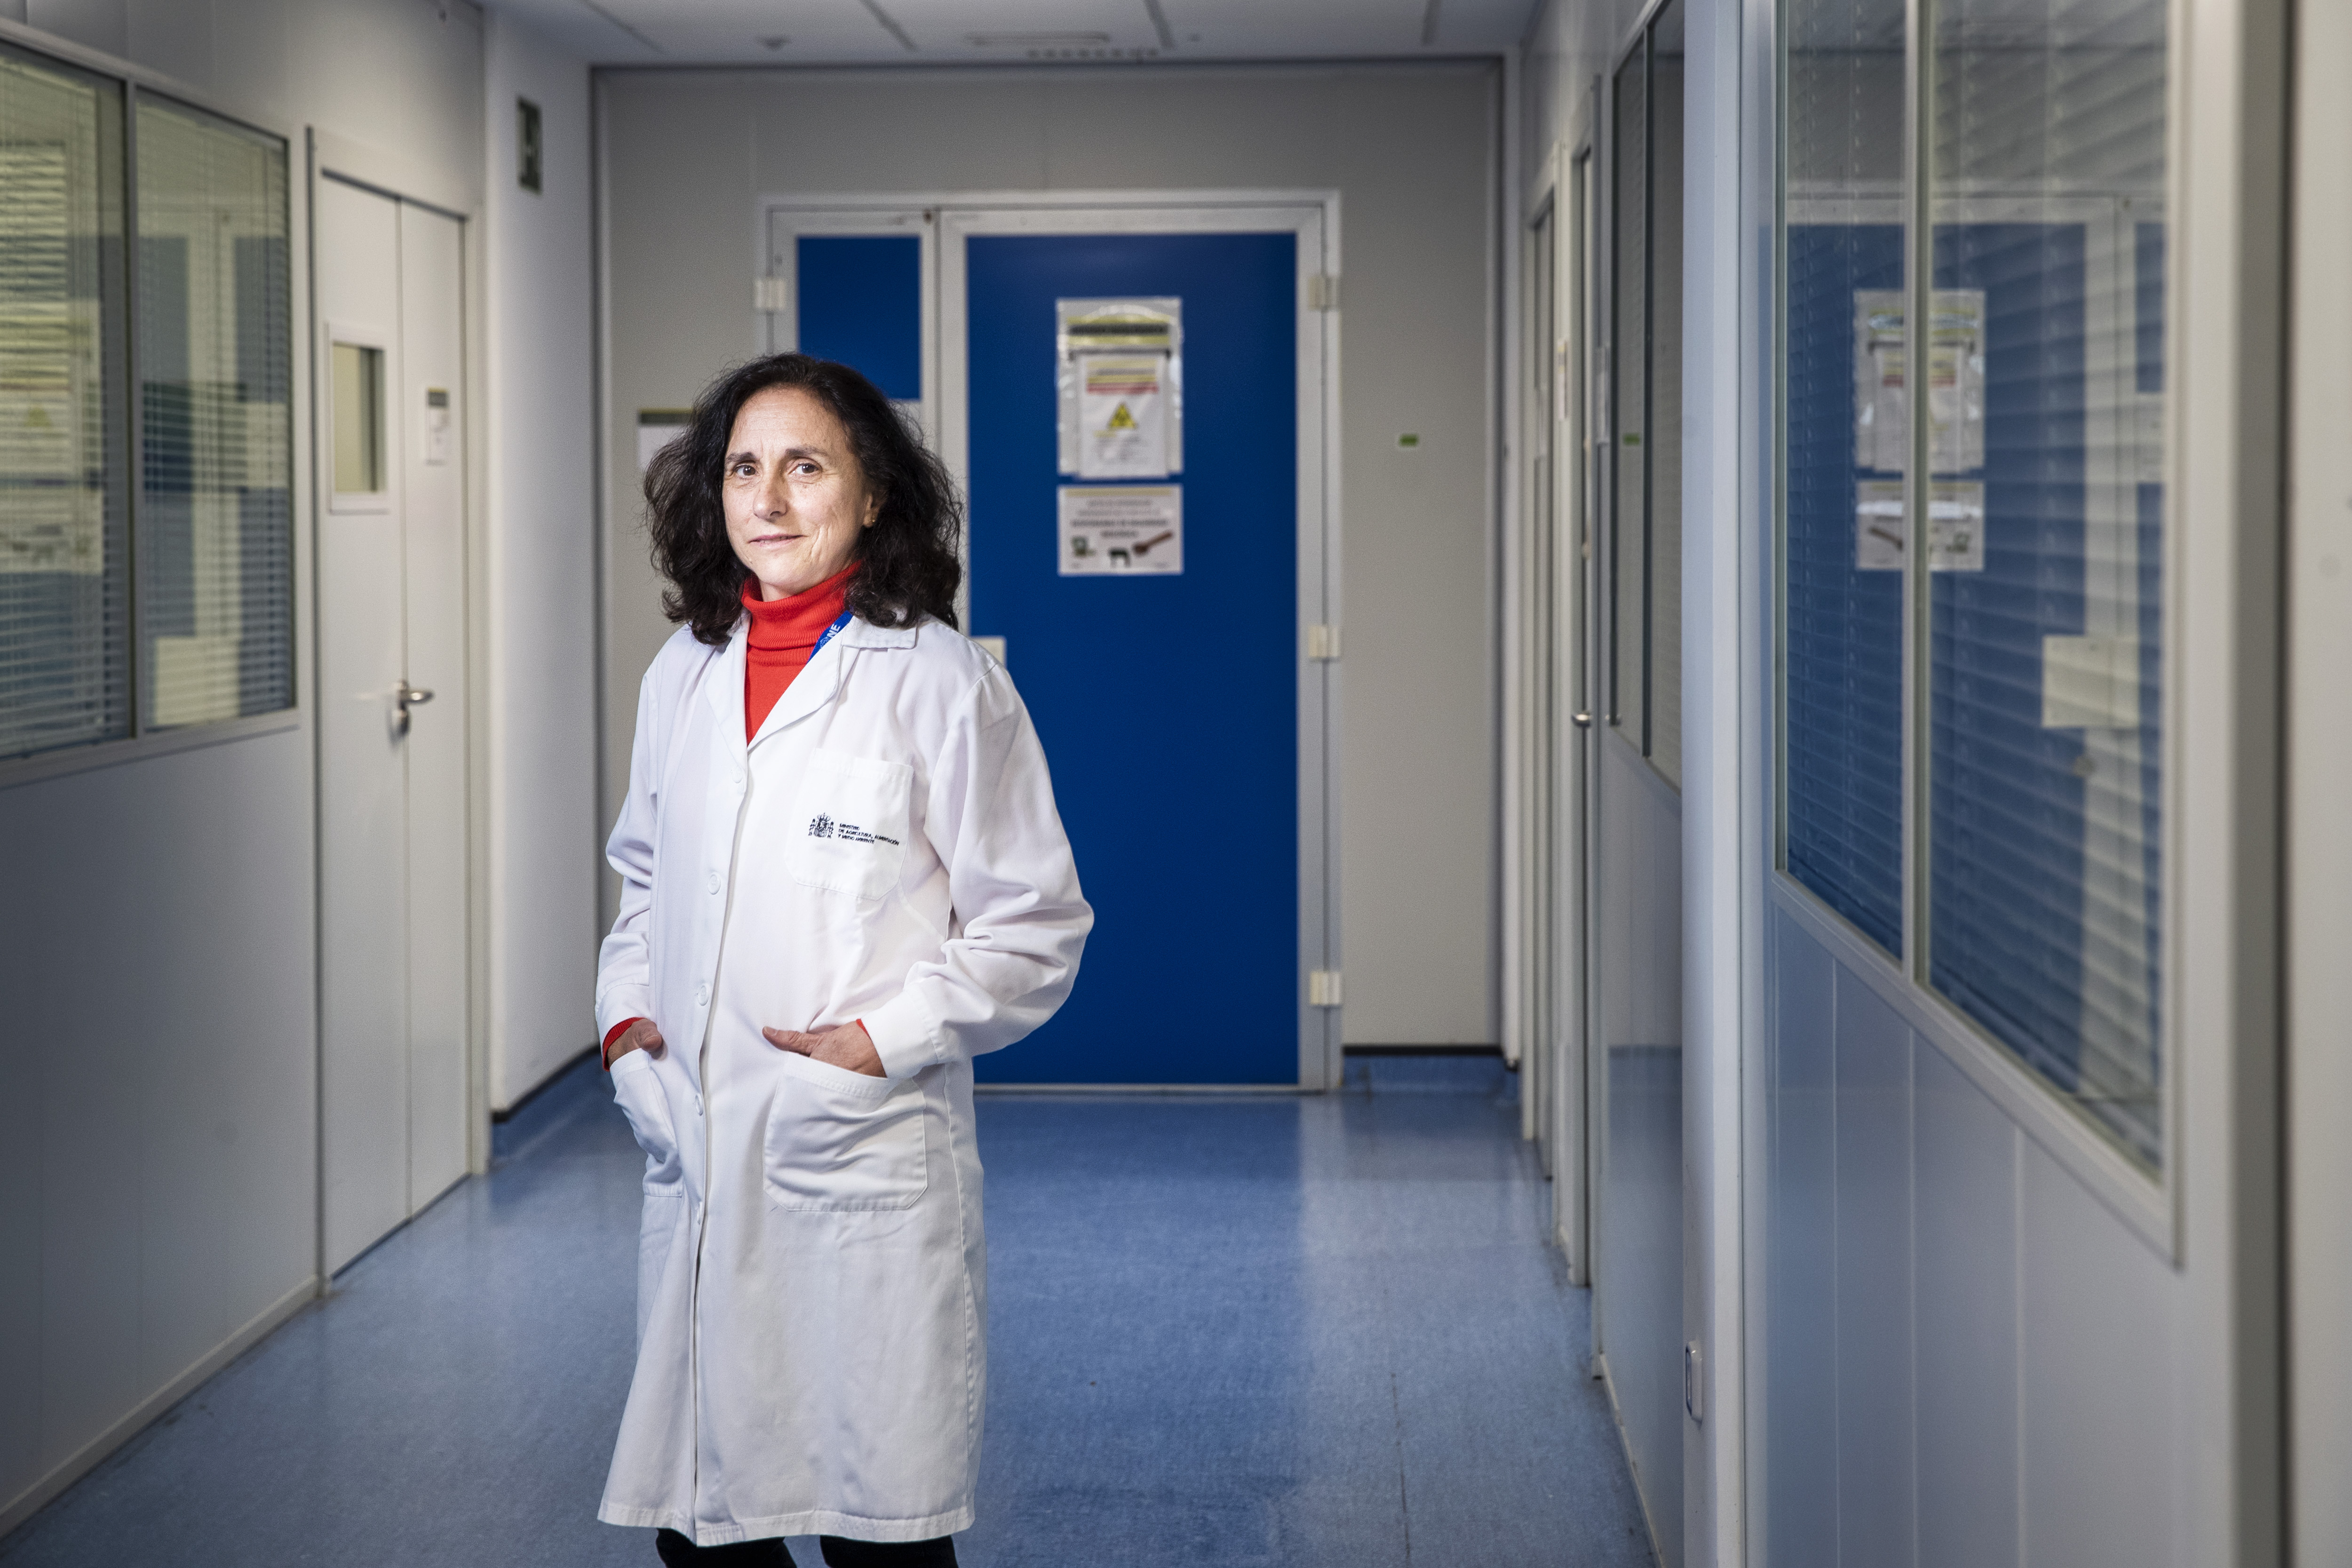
[{"x1": 644, "y1": 353, "x2": 962, "y2": 645}]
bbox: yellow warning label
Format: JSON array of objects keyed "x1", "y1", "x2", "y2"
[{"x1": 1105, "y1": 401, "x2": 1137, "y2": 431}]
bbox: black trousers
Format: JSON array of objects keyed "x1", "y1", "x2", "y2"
[{"x1": 654, "y1": 1527, "x2": 957, "y2": 1568}]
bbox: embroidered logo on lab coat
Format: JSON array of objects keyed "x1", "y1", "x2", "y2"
[{"x1": 809, "y1": 812, "x2": 896, "y2": 847}]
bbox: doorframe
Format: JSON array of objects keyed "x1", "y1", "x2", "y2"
[
  {"x1": 757, "y1": 203, "x2": 940, "y2": 453},
  {"x1": 1517, "y1": 137, "x2": 1599, "y2": 1284},
  {"x1": 939, "y1": 195, "x2": 1339, "y2": 1090},
  {"x1": 758, "y1": 189, "x2": 1340, "y2": 1088},
  {"x1": 2286, "y1": 0, "x2": 2352, "y2": 1551},
  {"x1": 306, "y1": 139, "x2": 490, "y2": 1270}
]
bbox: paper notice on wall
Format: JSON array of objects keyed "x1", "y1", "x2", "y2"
[
  {"x1": 1060, "y1": 485, "x2": 1182, "y2": 575},
  {"x1": 1854, "y1": 290, "x2": 1986, "y2": 474},
  {"x1": 1855, "y1": 479, "x2": 1986, "y2": 571},
  {"x1": 638, "y1": 409, "x2": 692, "y2": 474},
  {"x1": 1076, "y1": 352, "x2": 1169, "y2": 478}
]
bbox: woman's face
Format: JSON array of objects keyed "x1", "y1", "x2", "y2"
[{"x1": 723, "y1": 385, "x2": 879, "y2": 601}]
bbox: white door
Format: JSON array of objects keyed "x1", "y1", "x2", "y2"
[{"x1": 316, "y1": 175, "x2": 470, "y2": 1274}]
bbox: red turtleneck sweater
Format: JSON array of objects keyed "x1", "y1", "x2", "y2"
[
  {"x1": 601, "y1": 565, "x2": 858, "y2": 1067},
  {"x1": 742, "y1": 565, "x2": 856, "y2": 740}
]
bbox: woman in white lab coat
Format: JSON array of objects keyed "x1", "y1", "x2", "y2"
[{"x1": 594, "y1": 353, "x2": 1091, "y2": 1568}]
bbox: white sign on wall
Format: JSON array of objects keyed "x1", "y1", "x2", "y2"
[{"x1": 637, "y1": 408, "x2": 691, "y2": 473}]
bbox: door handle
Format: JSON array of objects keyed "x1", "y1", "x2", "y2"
[
  {"x1": 395, "y1": 684, "x2": 434, "y2": 737},
  {"x1": 1572, "y1": 712, "x2": 1593, "y2": 730}
]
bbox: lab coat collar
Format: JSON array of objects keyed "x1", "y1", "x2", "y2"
[
  {"x1": 838, "y1": 619, "x2": 920, "y2": 650},
  {"x1": 703, "y1": 615, "x2": 920, "y2": 748}
]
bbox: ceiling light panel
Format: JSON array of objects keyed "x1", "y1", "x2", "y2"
[
  {"x1": 884, "y1": 0, "x2": 1161, "y2": 54},
  {"x1": 556, "y1": 0, "x2": 1544, "y2": 65},
  {"x1": 596, "y1": 0, "x2": 913, "y2": 57},
  {"x1": 1157, "y1": 0, "x2": 1539, "y2": 53}
]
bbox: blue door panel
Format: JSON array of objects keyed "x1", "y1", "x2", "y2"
[
  {"x1": 965, "y1": 231, "x2": 1298, "y2": 1083},
  {"x1": 796, "y1": 235, "x2": 922, "y2": 398}
]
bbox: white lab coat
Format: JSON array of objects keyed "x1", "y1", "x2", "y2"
[{"x1": 593, "y1": 612, "x2": 1089, "y2": 1546}]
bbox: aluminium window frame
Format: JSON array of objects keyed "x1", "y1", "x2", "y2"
[
  {"x1": 1764, "y1": 0, "x2": 2187, "y2": 1251},
  {"x1": 1603, "y1": 2, "x2": 1687, "y2": 795},
  {"x1": 0, "y1": 22, "x2": 301, "y2": 791}
]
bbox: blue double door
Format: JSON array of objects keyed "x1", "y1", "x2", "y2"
[{"x1": 794, "y1": 221, "x2": 1306, "y2": 1084}]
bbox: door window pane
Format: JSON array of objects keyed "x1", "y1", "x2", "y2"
[
  {"x1": 1926, "y1": 0, "x2": 2168, "y2": 1163},
  {"x1": 332, "y1": 342, "x2": 382, "y2": 493},
  {"x1": 1780, "y1": 0, "x2": 1907, "y2": 954},
  {"x1": 136, "y1": 96, "x2": 291, "y2": 731},
  {"x1": 0, "y1": 48, "x2": 126, "y2": 759}
]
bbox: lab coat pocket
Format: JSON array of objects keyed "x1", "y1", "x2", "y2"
[
  {"x1": 610, "y1": 1050, "x2": 683, "y2": 1193},
  {"x1": 786, "y1": 748, "x2": 913, "y2": 902},
  {"x1": 763, "y1": 1051, "x2": 929, "y2": 1211}
]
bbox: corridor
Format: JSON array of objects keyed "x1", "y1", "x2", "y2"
[{"x1": 0, "y1": 1058, "x2": 1650, "y2": 1568}]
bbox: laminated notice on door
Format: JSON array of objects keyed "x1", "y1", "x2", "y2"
[
  {"x1": 1060, "y1": 485, "x2": 1181, "y2": 575},
  {"x1": 1855, "y1": 479, "x2": 1986, "y2": 572},
  {"x1": 1057, "y1": 297, "x2": 1181, "y2": 478},
  {"x1": 1853, "y1": 290, "x2": 1985, "y2": 475}
]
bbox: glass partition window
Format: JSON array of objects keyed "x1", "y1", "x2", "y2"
[
  {"x1": 0, "y1": 49, "x2": 127, "y2": 758},
  {"x1": 1609, "y1": 0, "x2": 1686, "y2": 787},
  {"x1": 136, "y1": 97, "x2": 293, "y2": 732},
  {"x1": 0, "y1": 53, "x2": 289, "y2": 764},
  {"x1": 1926, "y1": 0, "x2": 2168, "y2": 1162},
  {"x1": 1781, "y1": 0, "x2": 1907, "y2": 952},
  {"x1": 1776, "y1": 0, "x2": 2171, "y2": 1167},
  {"x1": 1611, "y1": 48, "x2": 1645, "y2": 739}
]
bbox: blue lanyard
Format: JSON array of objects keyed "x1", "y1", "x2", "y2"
[{"x1": 810, "y1": 611, "x2": 854, "y2": 661}]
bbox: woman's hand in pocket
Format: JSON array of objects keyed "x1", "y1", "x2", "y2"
[
  {"x1": 609, "y1": 1018, "x2": 666, "y2": 1065},
  {"x1": 763, "y1": 1021, "x2": 884, "y2": 1077}
]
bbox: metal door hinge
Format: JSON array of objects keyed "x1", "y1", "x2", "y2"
[
  {"x1": 755, "y1": 276, "x2": 790, "y2": 313},
  {"x1": 1684, "y1": 1340, "x2": 1704, "y2": 1422},
  {"x1": 1308, "y1": 970, "x2": 1343, "y2": 1007},
  {"x1": 1306, "y1": 273, "x2": 1341, "y2": 311},
  {"x1": 1307, "y1": 624, "x2": 1342, "y2": 661}
]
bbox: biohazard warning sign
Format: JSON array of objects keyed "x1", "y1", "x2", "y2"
[{"x1": 1077, "y1": 352, "x2": 1168, "y2": 477}]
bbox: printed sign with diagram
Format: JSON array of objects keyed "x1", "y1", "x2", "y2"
[
  {"x1": 1057, "y1": 297, "x2": 1181, "y2": 479},
  {"x1": 1855, "y1": 479, "x2": 1986, "y2": 572},
  {"x1": 1059, "y1": 485, "x2": 1182, "y2": 575}
]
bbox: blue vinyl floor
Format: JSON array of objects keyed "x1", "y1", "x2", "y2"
[{"x1": 0, "y1": 1055, "x2": 1653, "y2": 1568}]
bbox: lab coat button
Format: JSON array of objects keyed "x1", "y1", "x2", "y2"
[
  {"x1": 694, "y1": 1096, "x2": 704, "y2": 1117},
  {"x1": 695, "y1": 981, "x2": 709, "y2": 1006},
  {"x1": 706, "y1": 869, "x2": 721, "y2": 894}
]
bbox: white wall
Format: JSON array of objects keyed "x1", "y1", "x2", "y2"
[
  {"x1": 484, "y1": 12, "x2": 599, "y2": 1109},
  {"x1": 596, "y1": 63, "x2": 1502, "y2": 1048},
  {"x1": 0, "y1": 0, "x2": 487, "y2": 1532}
]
